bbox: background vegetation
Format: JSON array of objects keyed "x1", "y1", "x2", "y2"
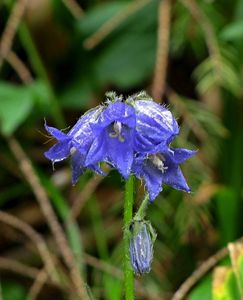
[{"x1": 0, "y1": 0, "x2": 243, "y2": 299}]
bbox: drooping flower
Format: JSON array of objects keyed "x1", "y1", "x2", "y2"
[
  {"x1": 44, "y1": 106, "x2": 104, "y2": 184},
  {"x1": 132, "y1": 147, "x2": 197, "y2": 201},
  {"x1": 127, "y1": 93, "x2": 179, "y2": 154},
  {"x1": 129, "y1": 220, "x2": 156, "y2": 275},
  {"x1": 85, "y1": 101, "x2": 136, "y2": 179}
]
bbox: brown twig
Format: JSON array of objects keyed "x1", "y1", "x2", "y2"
[
  {"x1": 84, "y1": 253, "x2": 122, "y2": 278},
  {"x1": 151, "y1": 0, "x2": 172, "y2": 102},
  {"x1": 0, "y1": 257, "x2": 38, "y2": 280},
  {"x1": 0, "y1": 257, "x2": 65, "y2": 291},
  {"x1": 7, "y1": 137, "x2": 89, "y2": 300},
  {"x1": 62, "y1": 0, "x2": 84, "y2": 19},
  {"x1": 0, "y1": 210, "x2": 57, "y2": 281},
  {"x1": 6, "y1": 51, "x2": 33, "y2": 83},
  {"x1": 0, "y1": 0, "x2": 29, "y2": 69},
  {"x1": 83, "y1": 0, "x2": 150, "y2": 49},
  {"x1": 171, "y1": 236, "x2": 243, "y2": 300},
  {"x1": 27, "y1": 269, "x2": 48, "y2": 300}
]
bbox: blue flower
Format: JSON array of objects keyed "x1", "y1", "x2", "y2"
[
  {"x1": 129, "y1": 220, "x2": 156, "y2": 275},
  {"x1": 132, "y1": 147, "x2": 197, "y2": 201},
  {"x1": 129, "y1": 97, "x2": 179, "y2": 153},
  {"x1": 85, "y1": 101, "x2": 136, "y2": 179},
  {"x1": 44, "y1": 106, "x2": 104, "y2": 184}
]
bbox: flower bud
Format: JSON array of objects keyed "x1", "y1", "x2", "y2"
[{"x1": 129, "y1": 220, "x2": 156, "y2": 275}]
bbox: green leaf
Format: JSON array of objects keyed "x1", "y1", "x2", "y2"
[
  {"x1": 220, "y1": 21, "x2": 243, "y2": 41},
  {"x1": 2, "y1": 281, "x2": 26, "y2": 300},
  {"x1": 228, "y1": 243, "x2": 243, "y2": 297},
  {"x1": 77, "y1": 2, "x2": 127, "y2": 36},
  {"x1": 188, "y1": 274, "x2": 212, "y2": 300},
  {"x1": 214, "y1": 187, "x2": 238, "y2": 246},
  {"x1": 94, "y1": 31, "x2": 156, "y2": 88},
  {"x1": 212, "y1": 266, "x2": 241, "y2": 300},
  {"x1": 0, "y1": 82, "x2": 33, "y2": 136}
]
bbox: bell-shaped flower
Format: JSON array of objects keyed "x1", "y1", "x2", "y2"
[
  {"x1": 129, "y1": 96, "x2": 179, "y2": 153},
  {"x1": 44, "y1": 106, "x2": 104, "y2": 184},
  {"x1": 85, "y1": 101, "x2": 136, "y2": 179},
  {"x1": 132, "y1": 147, "x2": 197, "y2": 201}
]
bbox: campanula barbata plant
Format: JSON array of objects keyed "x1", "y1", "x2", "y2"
[{"x1": 45, "y1": 91, "x2": 196, "y2": 278}]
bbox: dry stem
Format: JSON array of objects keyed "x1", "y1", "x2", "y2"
[
  {"x1": 0, "y1": 257, "x2": 38, "y2": 280},
  {"x1": 151, "y1": 0, "x2": 172, "y2": 101},
  {"x1": 27, "y1": 269, "x2": 48, "y2": 300},
  {"x1": 83, "y1": 0, "x2": 150, "y2": 49},
  {"x1": 7, "y1": 137, "x2": 89, "y2": 300},
  {"x1": 62, "y1": 0, "x2": 84, "y2": 18},
  {"x1": 0, "y1": 0, "x2": 29, "y2": 69},
  {"x1": 6, "y1": 51, "x2": 33, "y2": 83},
  {"x1": 0, "y1": 210, "x2": 57, "y2": 281}
]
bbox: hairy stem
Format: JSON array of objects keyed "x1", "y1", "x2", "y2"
[{"x1": 124, "y1": 176, "x2": 135, "y2": 300}]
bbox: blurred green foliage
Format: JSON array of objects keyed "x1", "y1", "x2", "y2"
[{"x1": 0, "y1": 0, "x2": 243, "y2": 299}]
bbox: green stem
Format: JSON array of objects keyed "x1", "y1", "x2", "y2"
[
  {"x1": 134, "y1": 193, "x2": 150, "y2": 221},
  {"x1": 18, "y1": 23, "x2": 65, "y2": 128},
  {"x1": 124, "y1": 176, "x2": 134, "y2": 300}
]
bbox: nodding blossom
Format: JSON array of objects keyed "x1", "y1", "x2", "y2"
[
  {"x1": 44, "y1": 92, "x2": 196, "y2": 200},
  {"x1": 44, "y1": 106, "x2": 104, "y2": 184},
  {"x1": 132, "y1": 147, "x2": 197, "y2": 201},
  {"x1": 84, "y1": 101, "x2": 136, "y2": 179}
]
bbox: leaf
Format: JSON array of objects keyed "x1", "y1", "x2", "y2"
[
  {"x1": 1, "y1": 281, "x2": 26, "y2": 300},
  {"x1": 228, "y1": 243, "x2": 243, "y2": 297},
  {"x1": 94, "y1": 31, "x2": 156, "y2": 88},
  {"x1": 77, "y1": 2, "x2": 127, "y2": 36},
  {"x1": 214, "y1": 187, "x2": 238, "y2": 246},
  {"x1": 212, "y1": 266, "x2": 241, "y2": 300},
  {"x1": 0, "y1": 81, "x2": 33, "y2": 136},
  {"x1": 188, "y1": 275, "x2": 212, "y2": 300},
  {"x1": 220, "y1": 20, "x2": 243, "y2": 41},
  {"x1": 194, "y1": 54, "x2": 241, "y2": 96}
]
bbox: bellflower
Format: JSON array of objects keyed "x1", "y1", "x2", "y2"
[
  {"x1": 129, "y1": 220, "x2": 156, "y2": 275},
  {"x1": 128, "y1": 94, "x2": 179, "y2": 153},
  {"x1": 85, "y1": 101, "x2": 136, "y2": 179},
  {"x1": 44, "y1": 106, "x2": 104, "y2": 184},
  {"x1": 132, "y1": 147, "x2": 197, "y2": 201}
]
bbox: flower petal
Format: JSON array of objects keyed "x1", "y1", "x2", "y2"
[
  {"x1": 162, "y1": 166, "x2": 190, "y2": 192},
  {"x1": 134, "y1": 100, "x2": 179, "y2": 134},
  {"x1": 45, "y1": 123, "x2": 69, "y2": 141},
  {"x1": 134, "y1": 100, "x2": 179, "y2": 152},
  {"x1": 44, "y1": 140, "x2": 71, "y2": 162},
  {"x1": 71, "y1": 150, "x2": 85, "y2": 184},
  {"x1": 85, "y1": 135, "x2": 107, "y2": 166},
  {"x1": 93, "y1": 101, "x2": 136, "y2": 130},
  {"x1": 170, "y1": 148, "x2": 197, "y2": 164},
  {"x1": 105, "y1": 127, "x2": 134, "y2": 179}
]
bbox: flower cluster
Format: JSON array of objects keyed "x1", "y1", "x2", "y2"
[{"x1": 45, "y1": 92, "x2": 196, "y2": 201}]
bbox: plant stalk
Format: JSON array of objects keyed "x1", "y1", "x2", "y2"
[{"x1": 124, "y1": 176, "x2": 134, "y2": 300}]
